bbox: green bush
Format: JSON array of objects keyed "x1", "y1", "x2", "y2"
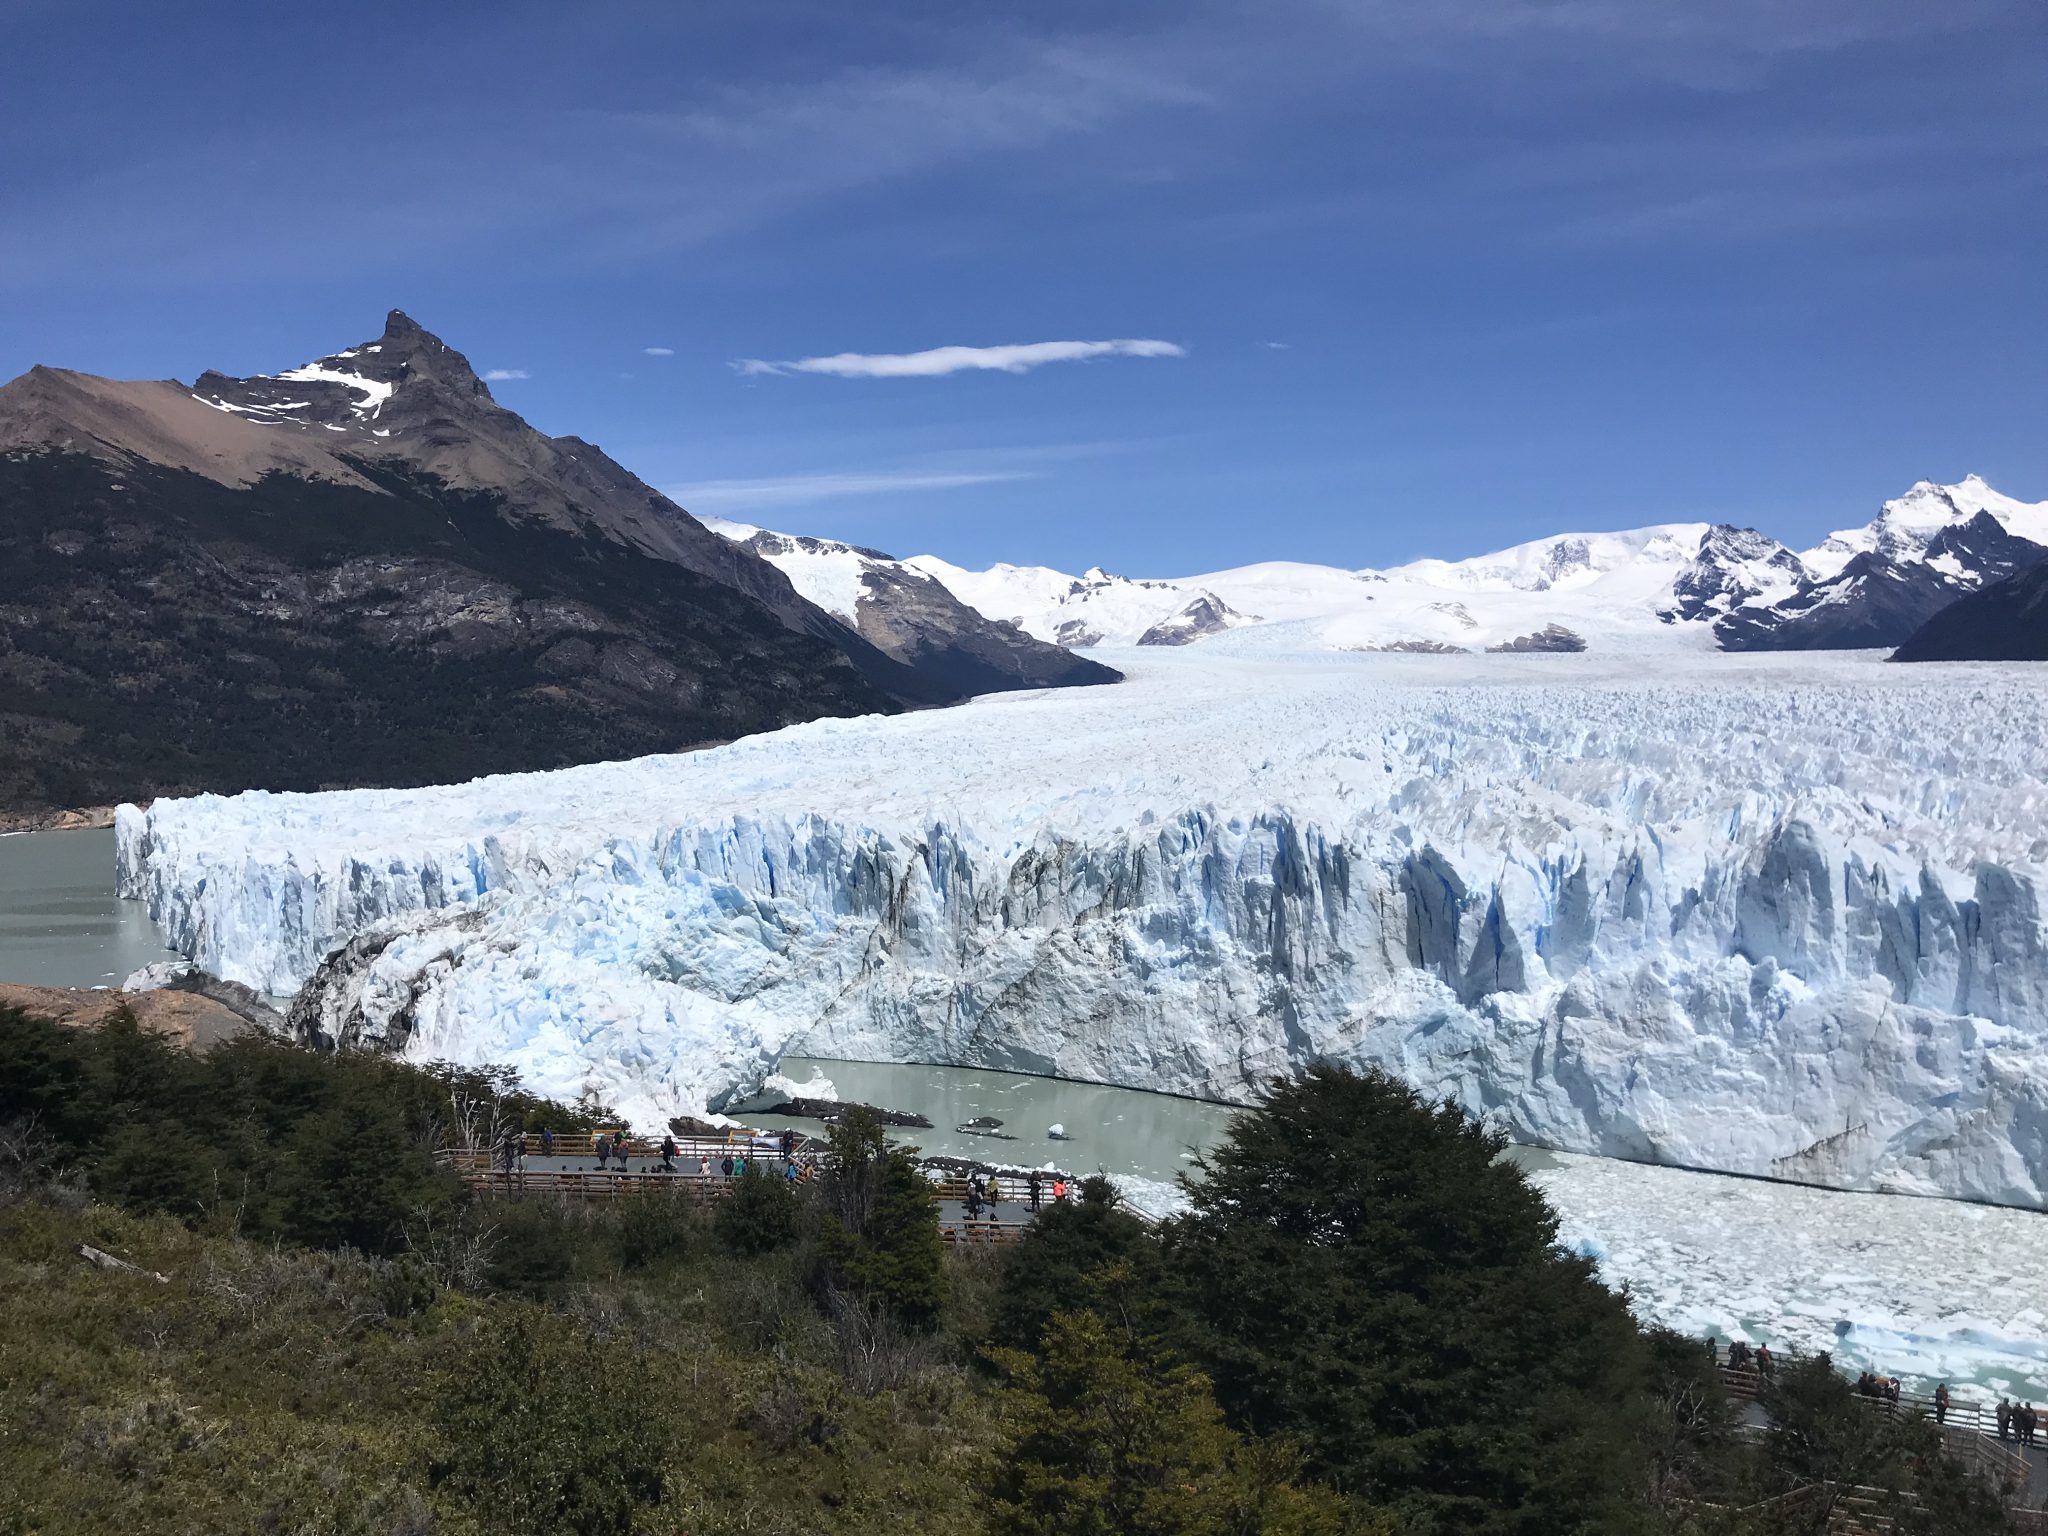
[
  {"x1": 714, "y1": 1162, "x2": 798, "y2": 1256},
  {"x1": 614, "y1": 1187, "x2": 701, "y2": 1268},
  {"x1": 987, "y1": 1307, "x2": 1363, "y2": 1536},
  {"x1": 480, "y1": 1199, "x2": 582, "y2": 1297},
  {"x1": 430, "y1": 1305, "x2": 675, "y2": 1534}
]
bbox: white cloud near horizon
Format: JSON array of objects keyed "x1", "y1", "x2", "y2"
[
  {"x1": 642, "y1": 345, "x2": 674, "y2": 355},
  {"x1": 734, "y1": 338, "x2": 1186, "y2": 379},
  {"x1": 483, "y1": 367, "x2": 529, "y2": 380},
  {"x1": 668, "y1": 467, "x2": 1033, "y2": 512}
]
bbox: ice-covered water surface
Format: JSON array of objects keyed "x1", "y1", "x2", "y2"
[
  {"x1": 117, "y1": 647, "x2": 2048, "y2": 1203},
  {"x1": 1521, "y1": 1149, "x2": 2048, "y2": 1401}
]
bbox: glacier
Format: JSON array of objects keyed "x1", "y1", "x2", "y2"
[{"x1": 116, "y1": 646, "x2": 2048, "y2": 1206}]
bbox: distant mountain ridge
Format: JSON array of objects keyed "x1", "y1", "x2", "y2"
[
  {"x1": 891, "y1": 475, "x2": 2048, "y2": 656},
  {"x1": 701, "y1": 518, "x2": 1117, "y2": 696},
  {"x1": 0, "y1": 311, "x2": 1113, "y2": 817}
]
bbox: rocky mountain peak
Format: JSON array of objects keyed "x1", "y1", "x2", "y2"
[{"x1": 189, "y1": 310, "x2": 498, "y2": 437}]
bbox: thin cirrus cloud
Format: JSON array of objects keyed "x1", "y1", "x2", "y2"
[
  {"x1": 668, "y1": 468, "x2": 1033, "y2": 513},
  {"x1": 733, "y1": 338, "x2": 1186, "y2": 379},
  {"x1": 642, "y1": 346, "x2": 675, "y2": 356},
  {"x1": 483, "y1": 367, "x2": 529, "y2": 381}
]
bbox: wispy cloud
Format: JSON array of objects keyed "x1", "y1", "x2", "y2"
[
  {"x1": 735, "y1": 338, "x2": 1185, "y2": 379},
  {"x1": 483, "y1": 367, "x2": 529, "y2": 381},
  {"x1": 1262, "y1": 340, "x2": 1289, "y2": 349},
  {"x1": 642, "y1": 345, "x2": 675, "y2": 356},
  {"x1": 668, "y1": 468, "x2": 1033, "y2": 512}
]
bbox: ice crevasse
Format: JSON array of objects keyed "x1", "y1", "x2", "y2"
[{"x1": 116, "y1": 648, "x2": 2048, "y2": 1205}]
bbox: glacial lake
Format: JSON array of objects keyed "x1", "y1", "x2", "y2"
[
  {"x1": 4, "y1": 827, "x2": 2045, "y2": 1401},
  {"x1": 0, "y1": 827, "x2": 179, "y2": 987}
]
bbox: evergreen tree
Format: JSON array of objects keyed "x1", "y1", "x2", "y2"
[
  {"x1": 1164, "y1": 1064, "x2": 1652, "y2": 1536},
  {"x1": 814, "y1": 1106, "x2": 946, "y2": 1325},
  {"x1": 994, "y1": 1174, "x2": 1164, "y2": 1350}
]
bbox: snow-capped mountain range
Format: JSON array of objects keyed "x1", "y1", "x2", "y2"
[{"x1": 715, "y1": 476, "x2": 2048, "y2": 658}]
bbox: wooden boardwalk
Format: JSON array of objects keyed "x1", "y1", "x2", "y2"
[
  {"x1": 448, "y1": 1151, "x2": 1040, "y2": 1244},
  {"x1": 1712, "y1": 1347, "x2": 2042, "y2": 1518}
]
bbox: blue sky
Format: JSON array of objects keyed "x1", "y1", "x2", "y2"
[{"x1": 3, "y1": 0, "x2": 2044, "y2": 573}]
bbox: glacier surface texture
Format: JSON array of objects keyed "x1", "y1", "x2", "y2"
[{"x1": 117, "y1": 648, "x2": 2048, "y2": 1205}]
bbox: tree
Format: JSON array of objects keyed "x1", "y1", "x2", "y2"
[
  {"x1": 1163, "y1": 1065, "x2": 1653, "y2": 1536},
  {"x1": 994, "y1": 1175, "x2": 1163, "y2": 1351},
  {"x1": 814, "y1": 1106, "x2": 946, "y2": 1325},
  {"x1": 987, "y1": 1307, "x2": 1364, "y2": 1536},
  {"x1": 431, "y1": 1305, "x2": 673, "y2": 1535},
  {"x1": 713, "y1": 1161, "x2": 796, "y2": 1255}
]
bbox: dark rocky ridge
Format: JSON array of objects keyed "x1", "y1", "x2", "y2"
[
  {"x1": 1716, "y1": 511, "x2": 2048, "y2": 651},
  {"x1": 1892, "y1": 559, "x2": 2048, "y2": 661},
  {"x1": 0, "y1": 312, "x2": 1115, "y2": 816}
]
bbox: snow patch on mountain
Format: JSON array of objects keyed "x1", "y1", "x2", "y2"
[
  {"x1": 701, "y1": 516, "x2": 872, "y2": 623},
  {"x1": 118, "y1": 646, "x2": 2048, "y2": 1207},
  {"x1": 269, "y1": 361, "x2": 395, "y2": 418}
]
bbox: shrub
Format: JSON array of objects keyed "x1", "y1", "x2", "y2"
[
  {"x1": 714, "y1": 1162, "x2": 798, "y2": 1256},
  {"x1": 613, "y1": 1188, "x2": 699, "y2": 1269},
  {"x1": 430, "y1": 1305, "x2": 674, "y2": 1534},
  {"x1": 815, "y1": 1107, "x2": 946, "y2": 1327}
]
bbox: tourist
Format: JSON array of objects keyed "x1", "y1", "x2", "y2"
[
  {"x1": 1052, "y1": 1176, "x2": 1068, "y2": 1202},
  {"x1": 659, "y1": 1134, "x2": 677, "y2": 1173},
  {"x1": 1754, "y1": 1344, "x2": 1773, "y2": 1378},
  {"x1": 734, "y1": 1152, "x2": 746, "y2": 1177},
  {"x1": 720, "y1": 1151, "x2": 735, "y2": 1178},
  {"x1": 614, "y1": 1135, "x2": 630, "y2": 1173},
  {"x1": 784, "y1": 1158, "x2": 798, "y2": 1183},
  {"x1": 1883, "y1": 1376, "x2": 1900, "y2": 1409},
  {"x1": 985, "y1": 1174, "x2": 1001, "y2": 1219},
  {"x1": 1029, "y1": 1171, "x2": 1044, "y2": 1211},
  {"x1": 965, "y1": 1181, "x2": 983, "y2": 1224},
  {"x1": 1934, "y1": 1383, "x2": 1950, "y2": 1423},
  {"x1": 781, "y1": 1127, "x2": 796, "y2": 1162},
  {"x1": 539, "y1": 1126, "x2": 555, "y2": 1157},
  {"x1": 2024, "y1": 1403, "x2": 2039, "y2": 1446},
  {"x1": 1998, "y1": 1399, "x2": 2013, "y2": 1440},
  {"x1": 595, "y1": 1132, "x2": 612, "y2": 1171}
]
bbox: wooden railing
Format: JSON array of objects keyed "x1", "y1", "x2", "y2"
[
  {"x1": 450, "y1": 1163, "x2": 1031, "y2": 1242},
  {"x1": 454, "y1": 1131, "x2": 815, "y2": 1163}
]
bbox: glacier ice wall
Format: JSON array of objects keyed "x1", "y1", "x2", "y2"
[{"x1": 116, "y1": 650, "x2": 2048, "y2": 1204}]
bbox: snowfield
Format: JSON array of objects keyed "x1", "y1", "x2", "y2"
[
  {"x1": 902, "y1": 474, "x2": 2048, "y2": 653},
  {"x1": 117, "y1": 646, "x2": 2048, "y2": 1205}
]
